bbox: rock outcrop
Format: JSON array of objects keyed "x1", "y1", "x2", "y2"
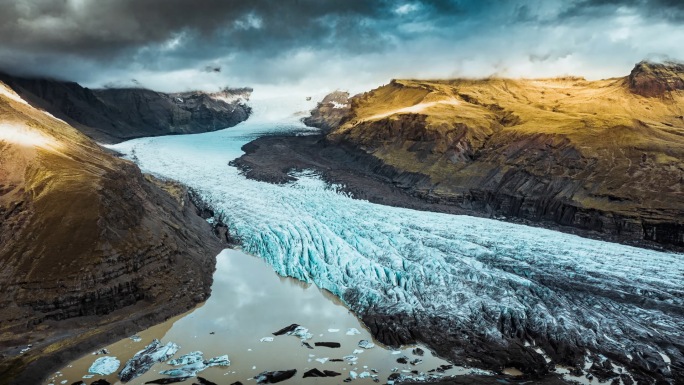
[
  {"x1": 628, "y1": 60, "x2": 684, "y2": 97},
  {"x1": 0, "y1": 81, "x2": 226, "y2": 384},
  {"x1": 302, "y1": 91, "x2": 350, "y2": 132},
  {"x1": 0, "y1": 73, "x2": 252, "y2": 143},
  {"x1": 317, "y1": 63, "x2": 684, "y2": 248}
]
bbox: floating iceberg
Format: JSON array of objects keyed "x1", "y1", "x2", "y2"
[
  {"x1": 168, "y1": 351, "x2": 203, "y2": 366},
  {"x1": 358, "y1": 340, "x2": 375, "y2": 349},
  {"x1": 88, "y1": 356, "x2": 120, "y2": 375},
  {"x1": 118, "y1": 339, "x2": 180, "y2": 382},
  {"x1": 161, "y1": 353, "x2": 230, "y2": 377}
]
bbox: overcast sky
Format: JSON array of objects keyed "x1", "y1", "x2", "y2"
[{"x1": 0, "y1": 0, "x2": 682, "y2": 94}]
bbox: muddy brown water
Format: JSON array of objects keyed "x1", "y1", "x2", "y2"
[{"x1": 45, "y1": 249, "x2": 474, "y2": 385}]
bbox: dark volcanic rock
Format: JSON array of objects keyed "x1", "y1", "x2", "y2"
[
  {"x1": 628, "y1": 61, "x2": 684, "y2": 97},
  {"x1": 145, "y1": 377, "x2": 191, "y2": 384},
  {"x1": 0, "y1": 73, "x2": 252, "y2": 143},
  {"x1": 195, "y1": 377, "x2": 218, "y2": 385},
  {"x1": 314, "y1": 342, "x2": 341, "y2": 348},
  {"x1": 255, "y1": 369, "x2": 297, "y2": 384},
  {"x1": 302, "y1": 368, "x2": 341, "y2": 378},
  {"x1": 273, "y1": 324, "x2": 300, "y2": 336},
  {"x1": 399, "y1": 374, "x2": 573, "y2": 385},
  {"x1": 90, "y1": 381, "x2": 111, "y2": 385}
]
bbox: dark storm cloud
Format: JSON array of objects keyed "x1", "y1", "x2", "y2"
[
  {"x1": 0, "y1": 0, "x2": 388, "y2": 55},
  {"x1": 0, "y1": 0, "x2": 681, "y2": 91},
  {"x1": 558, "y1": 0, "x2": 684, "y2": 21}
]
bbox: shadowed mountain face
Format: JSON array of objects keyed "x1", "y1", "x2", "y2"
[
  {"x1": 0, "y1": 81, "x2": 226, "y2": 384},
  {"x1": 312, "y1": 62, "x2": 684, "y2": 248},
  {"x1": 0, "y1": 73, "x2": 252, "y2": 144}
]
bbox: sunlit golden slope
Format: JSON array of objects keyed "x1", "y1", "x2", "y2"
[
  {"x1": 327, "y1": 62, "x2": 684, "y2": 245},
  {"x1": 0, "y1": 81, "x2": 222, "y2": 384}
]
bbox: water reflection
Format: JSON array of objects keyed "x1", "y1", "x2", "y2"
[{"x1": 48, "y1": 249, "x2": 468, "y2": 385}]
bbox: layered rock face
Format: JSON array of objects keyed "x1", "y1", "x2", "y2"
[
  {"x1": 0, "y1": 82, "x2": 225, "y2": 384},
  {"x1": 321, "y1": 62, "x2": 684, "y2": 248},
  {"x1": 0, "y1": 73, "x2": 252, "y2": 143}
]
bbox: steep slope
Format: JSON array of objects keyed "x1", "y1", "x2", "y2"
[
  {"x1": 323, "y1": 62, "x2": 684, "y2": 248},
  {"x1": 0, "y1": 82, "x2": 226, "y2": 384},
  {"x1": 0, "y1": 73, "x2": 252, "y2": 143}
]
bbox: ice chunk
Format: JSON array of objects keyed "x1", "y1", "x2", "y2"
[
  {"x1": 88, "y1": 356, "x2": 120, "y2": 375},
  {"x1": 129, "y1": 335, "x2": 142, "y2": 342},
  {"x1": 291, "y1": 326, "x2": 313, "y2": 340},
  {"x1": 168, "y1": 351, "x2": 203, "y2": 366},
  {"x1": 328, "y1": 329, "x2": 340, "y2": 333},
  {"x1": 260, "y1": 337, "x2": 274, "y2": 342},
  {"x1": 206, "y1": 355, "x2": 230, "y2": 367},
  {"x1": 358, "y1": 340, "x2": 375, "y2": 349},
  {"x1": 161, "y1": 353, "x2": 230, "y2": 377},
  {"x1": 359, "y1": 371, "x2": 371, "y2": 378},
  {"x1": 272, "y1": 323, "x2": 312, "y2": 340},
  {"x1": 343, "y1": 355, "x2": 358, "y2": 362},
  {"x1": 353, "y1": 349, "x2": 364, "y2": 354},
  {"x1": 315, "y1": 357, "x2": 329, "y2": 364},
  {"x1": 160, "y1": 361, "x2": 206, "y2": 377},
  {"x1": 350, "y1": 370, "x2": 358, "y2": 379},
  {"x1": 346, "y1": 328, "x2": 361, "y2": 336},
  {"x1": 118, "y1": 339, "x2": 180, "y2": 382}
]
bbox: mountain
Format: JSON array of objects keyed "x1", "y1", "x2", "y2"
[
  {"x1": 309, "y1": 61, "x2": 684, "y2": 248},
  {"x1": 0, "y1": 81, "x2": 227, "y2": 384},
  {"x1": 0, "y1": 73, "x2": 252, "y2": 144}
]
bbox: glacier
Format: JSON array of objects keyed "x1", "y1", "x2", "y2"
[{"x1": 108, "y1": 91, "x2": 684, "y2": 382}]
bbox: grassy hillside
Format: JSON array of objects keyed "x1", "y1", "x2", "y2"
[{"x1": 327, "y1": 62, "x2": 684, "y2": 246}]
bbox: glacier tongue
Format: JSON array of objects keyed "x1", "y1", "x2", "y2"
[{"x1": 108, "y1": 92, "x2": 684, "y2": 382}]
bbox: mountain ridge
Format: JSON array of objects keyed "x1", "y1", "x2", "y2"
[{"x1": 0, "y1": 72, "x2": 252, "y2": 144}]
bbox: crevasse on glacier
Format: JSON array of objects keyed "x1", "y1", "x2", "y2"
[{"x1": 109, "y1": 92, "x2": 683, "y2": 378}]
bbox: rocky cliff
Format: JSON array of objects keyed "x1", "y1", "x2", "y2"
[
  {"x1": 0, "y1": 81, "x2": 226, "y2": 384},
  {"x1": 0, "y1": 73, "x2": 252, "y2": 143},
  {"x1": 319, "y1": 62, "x2": 684, "y2": 248},
  {"x1": 302, "y1": 90, "x2": 351, "y2": 131}
]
